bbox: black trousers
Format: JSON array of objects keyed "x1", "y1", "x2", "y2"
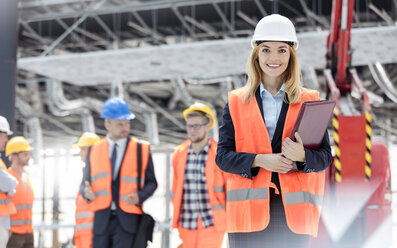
[
  {"x1": 6, "y1": 233, "x2": 34, "y2": 248},
  {"x1": 93, "y1": 214, "x2": 136, "y2": 248},
  {"x1": 229, "y1": 191, "x2": 310, "y2": 248}
]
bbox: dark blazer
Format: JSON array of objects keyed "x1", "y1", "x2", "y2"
[
  {"x1": 216, "y1": 88, "x2": 333, "y2": 190},
  {"x1": 80, "y1": 136, "x2": 157, "y2": 235}
]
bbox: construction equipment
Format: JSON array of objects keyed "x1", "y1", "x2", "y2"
[{"x1": 310, "y1": 0, "x2": 392, "y2": 247}]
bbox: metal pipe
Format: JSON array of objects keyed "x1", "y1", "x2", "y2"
[
  {"x1": 15, "y1": 97, "x2": 43, "y2": 166},
  {"x1": 123, "y1": 90, "x2": 160, "y2": 144},
  {"x1": 46, "y1": 79, "x2": 96, "y2": 132},
  {"x1": 368, "y1": 63, "x2": 397, "y2": 103}
]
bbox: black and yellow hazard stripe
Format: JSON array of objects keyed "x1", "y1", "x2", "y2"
[
  {"x1": 365, "y1": 110, "x2": 372, "y2": 181},
  {"x1": 332, "y1": 106, "x2": 342, "y2": 182}
]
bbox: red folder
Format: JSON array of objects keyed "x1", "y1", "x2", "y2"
[{"x1": 290, "y1": 100, "x2": 336, "y2": 149}]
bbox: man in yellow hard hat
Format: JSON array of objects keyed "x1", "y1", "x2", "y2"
[
  {"x1": 171, "y1": 102, "x2": 227, "y2": 248},
  {"x1": 73, "y1": 132, "x2": 100, "y2": 248},
  {"x1": 0, "y1": 116, "x2": 17, "y2": 248},
  {"x1": 5, "y1": 137, "x2": 34, "y2": 248}
]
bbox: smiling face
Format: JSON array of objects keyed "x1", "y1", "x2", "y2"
[{"x1": 257, "y1": 41, "x2": 291, "y2": 82}]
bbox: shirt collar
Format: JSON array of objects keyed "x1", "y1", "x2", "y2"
[
  {"x1": 106, "y1": 134, "x2": 127, "y2": 147},
  {"x1": 188, "y1": 139, "x2": 211, "y2": 154},
  {"x1": 260, "y1": 82, "x2": 285, "y2": 98}
]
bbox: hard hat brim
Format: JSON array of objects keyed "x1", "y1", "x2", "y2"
[
  {"x1": 6, "y1": 147, "x2": 33, "y2": 157},
  {"x1": 0, "y1": 130, "x2": 13, "y2": 135},
  {"x1": 251, "y1": 39, "x2": 299, "y2": 50},
  {"x1": 100, "y1": 113, "x2": 136, "y2": 120}
]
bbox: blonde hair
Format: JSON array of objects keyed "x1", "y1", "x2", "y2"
[
  {"x1": 244, "y1": 44, "x2": 302, "y2": 104},
  {"x1": 186, "y1": 111, "x2": 210, "y2": 124}
]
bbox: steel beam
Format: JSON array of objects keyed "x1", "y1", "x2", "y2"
[
  {"x1": 40, "y1": 0, "x2": 106, "y2": 56},
  {"x1": 22, "y1": 0, "x2": 243, "y2": 23}
]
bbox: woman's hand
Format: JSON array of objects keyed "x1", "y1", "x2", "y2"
[
  {"x1": 252, "y1": 153, "x2": 293, "y2": 173},
  {"x1": 282, "y1": 132, "x2": 306, "y2": 162}
]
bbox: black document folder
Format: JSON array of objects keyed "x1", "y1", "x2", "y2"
[{"x1": 290, "y1": 100, "x2": 336, "y2": 149}]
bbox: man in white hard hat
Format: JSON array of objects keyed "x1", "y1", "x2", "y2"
[{"x1": 0, "y1": 116, "x2": 17, "y2": 248}]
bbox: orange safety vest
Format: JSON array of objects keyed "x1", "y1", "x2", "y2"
[
  {"x1": 89, "y1": 137, "x2": 149, "y2": 214},
  {"x1": 74, "y1": 191, "x2": 93, "y2": 248},
  {"x1": 227, "y1": 87, "x2": 324, "y2": 236},
  {"x1": 0, "y1": 159, "x2": 16, "y2": 216},
  {"x1": 172, "y1": 138, "x2": 227, "y2": 232},
  {"x1": 8, "y1": 168, "x2": 34, "y2": 234}
]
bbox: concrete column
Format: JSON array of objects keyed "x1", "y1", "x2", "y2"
[
  {"x1": 0, "y1": 0, "x2": 18, "y2": 124},
  {"x1": 0, "y1": 0, "x2": 18, "y2": 162}
]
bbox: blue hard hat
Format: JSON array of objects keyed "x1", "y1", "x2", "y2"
[{"x1": 100, "y1": 97, "x2": 136, "y2": 120}]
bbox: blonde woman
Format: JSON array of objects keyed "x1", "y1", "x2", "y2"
[{"x1": 216, "y1": 14, "x2": 332, "y2": 248}]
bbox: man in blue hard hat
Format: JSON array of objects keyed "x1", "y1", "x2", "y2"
[{"x1": 80, "y1": 97, "x2": 157, "y2": 248}]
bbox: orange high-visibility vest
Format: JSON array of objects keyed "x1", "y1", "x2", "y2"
[
  {"x1": 8, "y1": 168, "x2": 34, "y2": 234},
  {"x1": 74, "y1": 191, "x2": 93, "y2": 248},
  {"x1": 227, "y1": 87, "x2": 324, "y2": 236},
  {"x1": 0, "y1": 159, "x2": 16, "y2": 216},
  {"x1": 172, "y1": 138, "x2": 227, "y2": 232},
  {"x1": 89, "y1": 137, "x2": 149, "y2": 214}
]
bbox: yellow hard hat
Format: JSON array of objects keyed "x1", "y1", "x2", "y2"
[
  {"x1": 73, "y1": 132, "x2": 100, "y2": 148},
  {"x1": 5, "y1": 136, "x2": 33, "y2": 157},
  {"x1": 183, "y1": 102, "x2": 215, "y2": 129}
]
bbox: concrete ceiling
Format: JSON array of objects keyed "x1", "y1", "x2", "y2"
[{"x1": 18, "y1": 26, "x2": 397, "y2": 85}]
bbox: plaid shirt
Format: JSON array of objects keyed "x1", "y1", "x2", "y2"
[{"x1": 179, "y1": 140, "x2": 214, "y2": 229}]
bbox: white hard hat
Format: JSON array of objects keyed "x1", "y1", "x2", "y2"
[
  {"x1": 251, "y1": 14, "x2": 299, "y2": 49},
  {"x1": 0, "y1": 116, "x2": 13, "y2": 135}
]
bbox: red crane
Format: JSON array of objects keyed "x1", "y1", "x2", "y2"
[{"x1": 310, "y1": 0, "x2": 392, "y2": 247}]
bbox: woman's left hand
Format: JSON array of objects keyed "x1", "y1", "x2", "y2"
[{"x1": 282, "y1": 132, "x2": 306, "y2": 162}]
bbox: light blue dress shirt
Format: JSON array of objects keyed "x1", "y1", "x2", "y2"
[
  {"x1": 260, "y1": 83, "x2": 285, "y2": 141},
  {"x1": 106, "y1": 134, "x2": 127, "y2": 210}
]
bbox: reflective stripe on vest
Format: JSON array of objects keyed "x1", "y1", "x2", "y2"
[
  {"x1": 11, "y1": 220, "x2": 32, "y2": 226},
  {"x1": 284, "y1": 191, "x2": 323, "y2": 206},
  {"x1": 0, "y1": 198, "x2": 12, "y2": 205},
  {"x1": 91, "y1": 171, "x2": 110, "y2": 182},
  {"x1": 15, "y1": 204, "x2": 32, "y2": 210},
  {"x1": 212, "y1": 204, "x2": 226, "y2": 211},
  {"x1": 76, "y1": 222, "x2": 93, "y2": 230},
  {"x1": 76, "y1": 211, "x2": 94, "y2": 218},
  {"x1": 227, "y1": 87, "x2": 324, "y2": 236},
  {"x1": 226, "y1": 188, "x2": 268, "y2": 202},
  {"x1": 213, "y1": 186, "x2": 225, "y2": 193},
  {"x1": 95, "y1": 190, "x2": 111, "y2": 198},
  {"x1": 121, "y1": 176, "x2": 145, "y2": 186}
]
